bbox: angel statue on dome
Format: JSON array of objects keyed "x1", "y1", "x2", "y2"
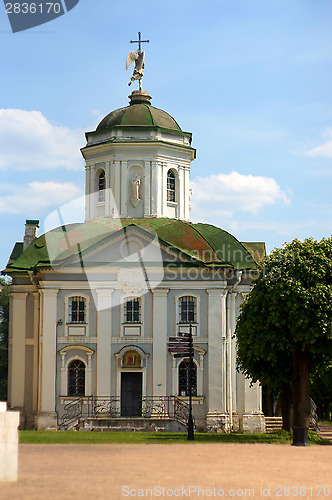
[{"x1": 126, "y1": 32, "x2": 149, "y2": 91}]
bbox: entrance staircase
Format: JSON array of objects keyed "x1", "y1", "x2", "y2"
[{"x1": 58, "y1": 396, "x2": 193, "y2": 431}]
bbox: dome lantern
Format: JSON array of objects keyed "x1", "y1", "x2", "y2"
[{"x1": 81, "y1": 36, "x2": 196, "y2": 222}]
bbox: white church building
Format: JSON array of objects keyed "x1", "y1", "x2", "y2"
[{"x1": 3, "y1": 80, "x2": 266, "y2": 432}]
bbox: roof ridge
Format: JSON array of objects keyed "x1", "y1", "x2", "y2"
[
  {"x1": 188, "y1": 221, "x2": 223, "y2": 262},
  {"x1": 145, "y1": 103, "x2": 156, "y2": 126},
  {"x1": 194, "y1": 222, "x2": 258, "y2": 266}
]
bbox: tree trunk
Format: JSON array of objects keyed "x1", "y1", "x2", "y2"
[
  {"x1": 292, "y1": 345, "x2": 310, "y2": 446},
  {"x1": 262, "y1": 385, "x2": 274, "y2": 417},
  {"x1": 280, "y1": 382, "x2": 292, "y2": 431}
]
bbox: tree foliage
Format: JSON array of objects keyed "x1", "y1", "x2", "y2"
[
  {"x1": 0, "y1": 278, "x2": 10, "y2": 400},
  {"x1": 235, "y1": 238, "x2": 332, "y2": 436}
]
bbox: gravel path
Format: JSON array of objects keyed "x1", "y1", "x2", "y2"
[{"x1": 0, "y1": 443, "x2": 331, "y2": 499}]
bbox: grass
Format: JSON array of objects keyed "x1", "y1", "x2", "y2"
[
  {"x1": 318, "y1": 420, "x2": 332, "y2": 426},
  {"x1": 19, "y1": 430, "x2": 330, "y2": 445}
]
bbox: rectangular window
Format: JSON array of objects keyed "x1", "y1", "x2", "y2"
[
  {"x1": 68, "y1": 297, "x2": 86, "y2": 323},
  {"x1": 124, "y1": 297, "x2": 141, "y2": 323},
  {"x1": 179, "y1": 296, "x2": 197, "y2": 323}
]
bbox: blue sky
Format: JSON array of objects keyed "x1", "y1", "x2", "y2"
[{"x1": 1, "y1": 0, "x2": 332, "y2": 271}]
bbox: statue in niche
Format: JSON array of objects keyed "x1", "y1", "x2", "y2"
[{"x1": 130, "y1": 175, "x2": 141, "y2": 207}]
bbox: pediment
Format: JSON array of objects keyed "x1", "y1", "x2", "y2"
[{"x1": 55, "y1": 224, "x2": 197, "y2": 270}]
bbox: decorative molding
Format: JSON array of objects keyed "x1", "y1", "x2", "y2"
[
  {"x1": 117, "y1": 268, "x2": 146, "y2": 294},
  {"x1": 58, "y1": 345, "x2": 94, "y2": 355}
]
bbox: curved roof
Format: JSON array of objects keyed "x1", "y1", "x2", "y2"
[
  {"x1": 96, "y1": 102, "x2": 182, "y2": 133},
  {"x1": 3, "y1": 218, "x2": 264, "y2": 274}
]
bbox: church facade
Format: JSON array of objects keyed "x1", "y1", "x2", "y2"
[{"x1": 3, "y1": 88, "x2": 266, "y2": 433}]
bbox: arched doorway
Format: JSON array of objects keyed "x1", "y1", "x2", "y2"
[{"x1": 115, "y1": 346, "x2": 149, "y2": 416}]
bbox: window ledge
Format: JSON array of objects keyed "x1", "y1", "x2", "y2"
[{"x1": 66, "y1": 323, "x2": 88, "y2": 326}]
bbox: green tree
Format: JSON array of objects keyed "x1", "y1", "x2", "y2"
[
  {"x1": 0, "y1": 278, "x2": 10, "y2": 400},
  {"x1": 235, "y1": 238, "x2": 332, "y2": 446}
]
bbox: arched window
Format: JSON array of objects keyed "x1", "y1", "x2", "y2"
[
  {"x1": 178, "y1": 360, "x2": 197, "y2": 396},
  {"x1": 98, "y1": 171, "x2": 106, "y2": 202},
  {"x1": 68, "y1": 359, "x2": 85, "y2": 396},
  {"x1": 167, "y1": 170, "x2": 176, "y2": 202},
  {"x1": 68, "y1": 296, "x2": 86, "y2": 324},
  {"x1": 124, "y1": 297, "x2": 141, "y2": 323},
  {"x1": 179, "y1": 296, "x2": 197, "y2": 323}
]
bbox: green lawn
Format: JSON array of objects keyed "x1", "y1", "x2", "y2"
[{"x1": 19, "y1": 430, "x2": 330, "y2": 445}]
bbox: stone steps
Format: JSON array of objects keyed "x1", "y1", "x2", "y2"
[
  {"x1": 265, "y1": 416, "x2": 283, "y2": 432},
  {"x1": 80, "y1": 418, "x2": 187, "y2": 432}
]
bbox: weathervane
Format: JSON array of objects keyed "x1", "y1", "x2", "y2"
[{"x1": 126, "y1": 31, "x2": 150, "y2": 91}]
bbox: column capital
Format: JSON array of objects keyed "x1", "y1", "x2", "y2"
[
  {"x1": 39, "y1": 288, "x2": 59, "y2": 297},
  {"x1": 206, "y1": 285, "x2": 227, "y2": 296},
  {"x1": 228, "y1": 291, "x2": 238, "y2": 302},
  {"x1": 95, "y1": 288, "x2": 114, "y2": 297},
  {"x1": 10, "y1": 291, "x2": 28, "y2": 300},
  {"x1": 151, "y1": 288, "x2": 169, "y2": 297}
]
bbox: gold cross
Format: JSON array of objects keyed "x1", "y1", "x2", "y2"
[{"x1": 130, "y1": 31, "x2": 149, "y2": 51}]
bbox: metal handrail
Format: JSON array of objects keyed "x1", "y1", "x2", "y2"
[{"x1": 58, "y1": 395, "x2": 195, "y2": 429}]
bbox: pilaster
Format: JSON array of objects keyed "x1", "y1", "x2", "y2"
[
  {"x1": 96, "y1": 289, "x2": 113, "y2": 396},
  {"x1": 144, "y1": 160, "x2": 151, "y2": 216},
  {"x1": 150, "y1": 160, "x2": 158, "y2": 216},
  {"x1": 9, "y1": 292, "x2": 28, "y2": 410},
  {"x1": 184, "y1": 167, "x2": 190, "y2": 221},
  {"x1": 227, "y1": 292, "x2": 237, "y2": 428},
  {"x1": 206, "y1": 286, "x2": 228, "y2": 432},
  {"x1": 178, "y1": 166, "x2": 184, "y2": 220},
  {"x1": 120, "y1": 161, "x2": 127, "y2": 216},
  {"x1": 36, "y1": 289, "x2": 58, "y2": 430},
  {"x1": 113, "y1": 160, "x2": 121, "y2": 214},
  {"x1": 105, "y1": 161, "x2": 111, "y2": 216},
  {"x1": 31, "y1": 292, "x2": 39, "y2": 415},
  {"x1": 152, "y1": 288, "x2": 169, "y2": 397}
]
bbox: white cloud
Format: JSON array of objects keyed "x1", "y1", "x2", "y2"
[
  {"x1": 0, "y1": 181, "x2": 82, "y2": 215},
  {"x1": 0, "y1": 109, "x2": 84, "y2": 170},
  {"x1": 305, "y1": 128, "x2": 332, "y2": 158},
  {"x1": 190, "y1": 171, "x2": 290, "y2": 220}
]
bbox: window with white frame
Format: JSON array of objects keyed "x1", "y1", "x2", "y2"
[
  {"x1": 179, "y1": 296, "x2": 197, "y2": 323},
  {"x1": 167, "y1": 170, "x2": 176, "y2": 202},
  {"x1": 68, "y1": 296, "x2": 86, "y2": 324},
  {"x1": 98, "y1": 170, "x2": 106, "y2": 202},
  {"x1": 178, "y1": 360, "x2": 197, "y2": 396},
  {"x1": 124, "y1": 297, "x2": 141, "y2": 324},
  {"x1": 67, "y1": 359, "x2": 85, "y2": 396}
]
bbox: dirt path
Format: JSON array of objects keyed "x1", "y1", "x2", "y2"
[{"x1": 0, "y1": 443, "x2": 331, "y2": 499}]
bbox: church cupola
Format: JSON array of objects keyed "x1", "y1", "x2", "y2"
[{"x1": 81, "y1": 34, "x2": 196, "y2": 222}]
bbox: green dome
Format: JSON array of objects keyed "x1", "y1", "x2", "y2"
[{"x1": 96, "y1": 91, "x2": 182, "y2": 133}]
